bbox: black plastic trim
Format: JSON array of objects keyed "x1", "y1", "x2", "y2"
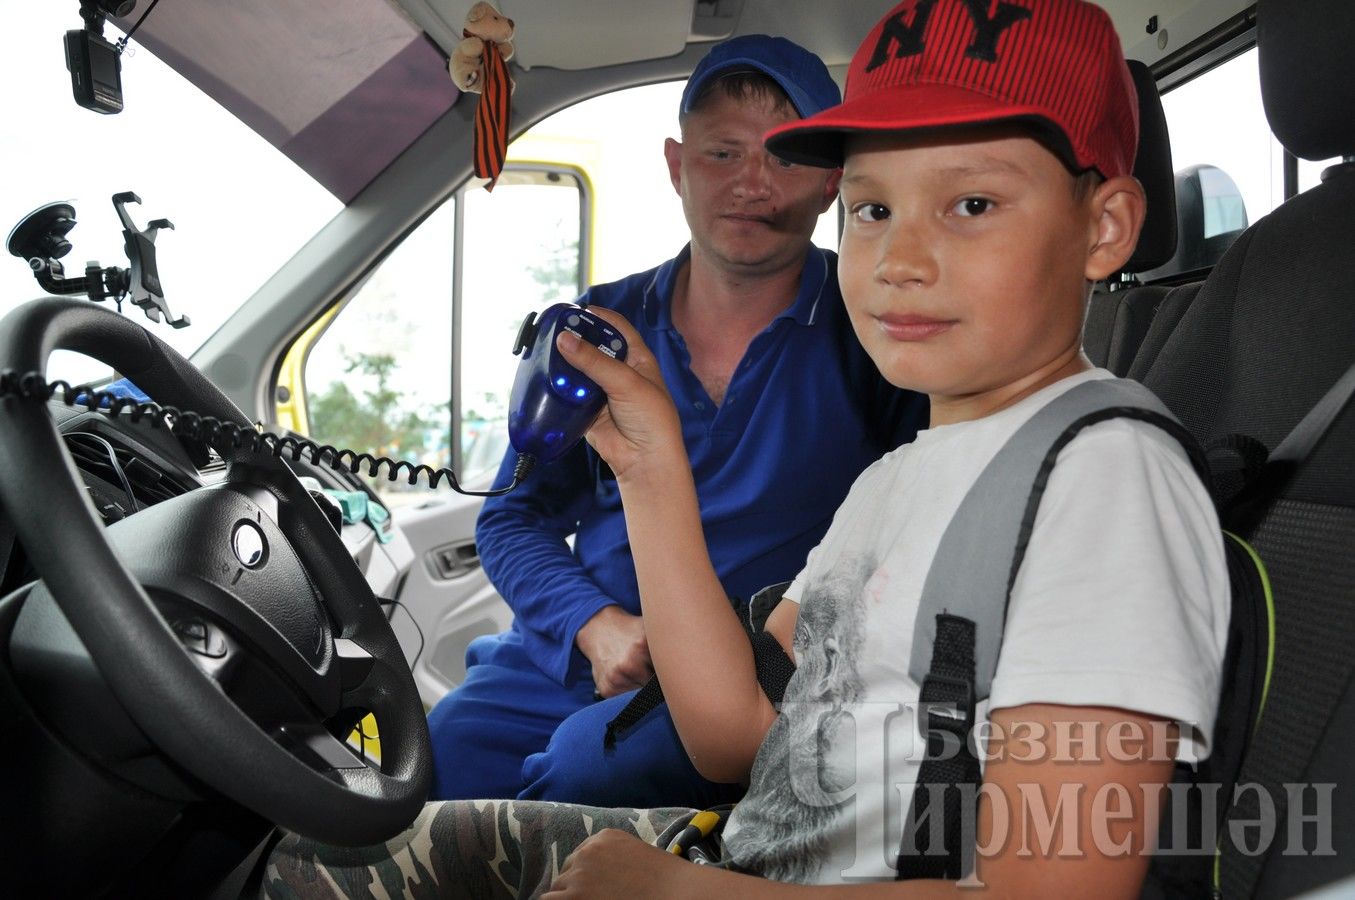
[{"x1": 1152, "y1": 7, "x2": 1258, "y2": 95}]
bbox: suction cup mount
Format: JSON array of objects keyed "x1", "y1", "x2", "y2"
[
  {"x1": 5, "y1": 201, "x2": 78, "y2": 264},
  {"x1": 5, "y1": 192, "x2": 189, "y2": 329}
]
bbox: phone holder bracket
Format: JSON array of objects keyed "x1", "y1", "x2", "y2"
[{"x1": 5, "y1": 192, "x2": 189, "y2": 329}]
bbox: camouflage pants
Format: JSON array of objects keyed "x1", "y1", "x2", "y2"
[{"x1": 260, "y1": 800, "x2": 696, "y2": 900}]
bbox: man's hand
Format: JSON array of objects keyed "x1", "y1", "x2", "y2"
[{"x1": 576, "y1": 605, "x2": 652, "y2": 698}]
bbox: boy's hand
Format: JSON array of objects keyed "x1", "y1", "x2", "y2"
[
  {"x1": 576, "y1": 605, "x2": 653, "y2": 698},
  {"x1": 555, "y1": 307, "x2": 686, "y2": 484},
  {"x1": 543, "y1": 829, "x2": 690, "y2": 899}
]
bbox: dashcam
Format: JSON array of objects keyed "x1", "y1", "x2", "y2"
[{"x1": 65, "y1": 28, "x2": 123, "y2": 114}]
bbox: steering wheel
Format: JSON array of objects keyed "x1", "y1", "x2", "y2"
[{"x1": 0, "y1": 298, "x2": 431, "y2": 845}]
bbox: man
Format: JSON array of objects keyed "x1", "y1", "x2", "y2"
[{"x1": 426, "y1": 34, "x2": 927, "y2": 810}]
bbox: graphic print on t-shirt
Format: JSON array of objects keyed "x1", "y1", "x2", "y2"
[{"x1": 730, "y1": 553, "x2": 873, "y2": 882}]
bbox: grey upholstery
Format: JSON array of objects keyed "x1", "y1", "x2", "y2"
[
  {"x1": 1083, "y1": 284, "x2": 1169, "y2": 376},
  {"x1": 1125, "y1": 281, "x2": 1204, "y2": 381},
  {"x1": 1139, "y1": 0, "x2": 1355, "y2": 894}
]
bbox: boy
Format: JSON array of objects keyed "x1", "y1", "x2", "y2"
[{"x1": 265, "y1": 1, "x2": 1228, "y2": 895}]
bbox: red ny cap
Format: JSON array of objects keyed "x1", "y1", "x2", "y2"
[{"x1": 765, "y1": 0, "x2": 1138, "y2": 179}]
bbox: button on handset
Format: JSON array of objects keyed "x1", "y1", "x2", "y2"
[{"x1": 508, "y1": 303, "x2": 628, "y2": 464}]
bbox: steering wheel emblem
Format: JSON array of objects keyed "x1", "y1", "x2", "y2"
[{"x1": 231, "y1": 521, "x2": 267, "y2": 568}]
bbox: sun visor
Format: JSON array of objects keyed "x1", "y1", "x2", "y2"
[
  {"x1": 400, "y1": 0, "x2": 695, "y2": 71},
  {"x1": 114, "y1": 0, "x2": 460, "y2": 202}
]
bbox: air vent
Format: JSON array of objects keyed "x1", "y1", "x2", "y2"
[
  {"x1": 198, "y1": 446, "x2": 228, "y2": 482},
  {"x1": 64, "y1": 431, "x2": 191, "y2": 511}
]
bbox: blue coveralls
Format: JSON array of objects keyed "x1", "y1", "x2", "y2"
[{"x1": 427, "y1": 244, "x2": 928, "y2": 807}]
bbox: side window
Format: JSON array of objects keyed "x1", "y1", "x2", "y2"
[
  {"x1": 1162, "y1": 49, "x2": 1277, "y2": 223},
  {"x1": 299, "y1": 171, "x2": 584, "y2": 504},
  {"x1": 1156, "y1": 48, "x2": 1272, "y2": 279},
  {"x1": 1155, "y1": 46, "x2": 1341, "y2": 279},
  {"x1": 458, "y1": 170, "x2": 585, "y2": 486},
  {"x1": 1297, "y1": 156, "x2": 1344, "y2": 194},
  {"x1": 302, "y1": 201, "x2": 457, "y2": 504}
]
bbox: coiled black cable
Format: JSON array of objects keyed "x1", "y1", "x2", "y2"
[{"x1": 0, "y1": 369, "x2": 535, "y2": 497}]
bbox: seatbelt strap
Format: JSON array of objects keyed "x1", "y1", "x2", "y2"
[
  {"x1": 898, "y1": 378, "x2": 1203, "y2": 881},
  {"x1": 1262, "y1": 357, "x2": 1355, "y2": 468},
  {"x1": 604, "y1": 676, "x2": 663, "y2": 750},
  {"x1": 1228, "y1": 356, "x2": 1355, "y2": 531},
  {"x1": 604, "y1": 583, "x2": 798, "y2": 749},
  {"x1": 896, "y1": 614, "x2": 980, "y2": 880}
]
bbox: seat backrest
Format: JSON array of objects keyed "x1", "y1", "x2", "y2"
[
  {"x1": 1083, "y1": 283, "x2": 1169, "y2": 375},
  {"x1": 1084, "y1": 60, "x2": 1179, "y2": 375},
  {"x1": 1137, "y1": 1, "x2": 1355, "y2": 895},
  {"x1": 1125, "y1": 280, "x2": 1204, "y2": 380}
]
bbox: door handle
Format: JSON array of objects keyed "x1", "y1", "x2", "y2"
[{"x1": 428, "y1": 540, "x2": 480, "y2": 580}]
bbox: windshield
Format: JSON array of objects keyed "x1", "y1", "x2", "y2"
[{"x1": 0, "y1": 4, "x2": 341, "y2": 384}]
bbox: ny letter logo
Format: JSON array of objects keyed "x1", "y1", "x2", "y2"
[{"x1": 865, "y1": 0, "x2": 1034, "y2": 72}]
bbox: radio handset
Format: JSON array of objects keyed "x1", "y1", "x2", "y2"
[{"x1": 507, "y1": 303, "x2": 628, "y2": 465}]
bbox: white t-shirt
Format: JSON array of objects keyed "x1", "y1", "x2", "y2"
[{"x1": 721, "y1": 369, "x2": 1230, "y2": 885}]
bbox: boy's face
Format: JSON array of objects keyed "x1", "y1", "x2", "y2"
[
  {"x1": 666, "y1": 90, "x2": 840, "y2": 276},
  {"x1": 837, "y1": 130, "x2": 1117, "y2": 403}
]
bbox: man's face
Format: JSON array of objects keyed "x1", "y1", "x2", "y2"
[
  {"x1": 665, "y1": 88, "x2": 840, "y2": 277},
  {"x1": 837, "y1": 131, "x2": 1097, "y2": 400}
]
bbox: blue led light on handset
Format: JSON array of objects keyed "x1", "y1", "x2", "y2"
[{"x1": 507, "y1": 303, "x2": 628, "y2": 464}]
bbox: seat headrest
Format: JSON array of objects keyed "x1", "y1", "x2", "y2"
[
  {"x1": 1259, "y1": 0, "x2": 1355, "y2": 160},
  {"x1": 1125, "y1": 60, "x2": 1176, "y2": 273}
]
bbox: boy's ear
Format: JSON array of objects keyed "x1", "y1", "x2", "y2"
[
  {"x1": 819, "y1": 167, "x2": 843, "y2": 215},
  {"x1": 1085, "y1": 175, "x2": 1147, "y2": 282},
  {"x1": 664, "y1": 138, "x2": 683, "y2": 195}
]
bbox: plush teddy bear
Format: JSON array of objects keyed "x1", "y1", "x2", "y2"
[{"x1": 448, "y1": 1, "x2": 515, "y2": 94}]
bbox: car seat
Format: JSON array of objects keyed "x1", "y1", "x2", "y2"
[
  {"x1": 1083, "y1": 60, "x2": 1181, "y2": 376},
  {"x1": 1136, "y1": 0, "x2": 1355, "y2": 895},
  {"x1": 1125, "y1": 281, "x2": 1204, "y2": 380}
]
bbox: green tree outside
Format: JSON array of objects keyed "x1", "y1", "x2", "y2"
[{"x1": 309, "y1": 351, "x2": 440, "y2": 466}]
